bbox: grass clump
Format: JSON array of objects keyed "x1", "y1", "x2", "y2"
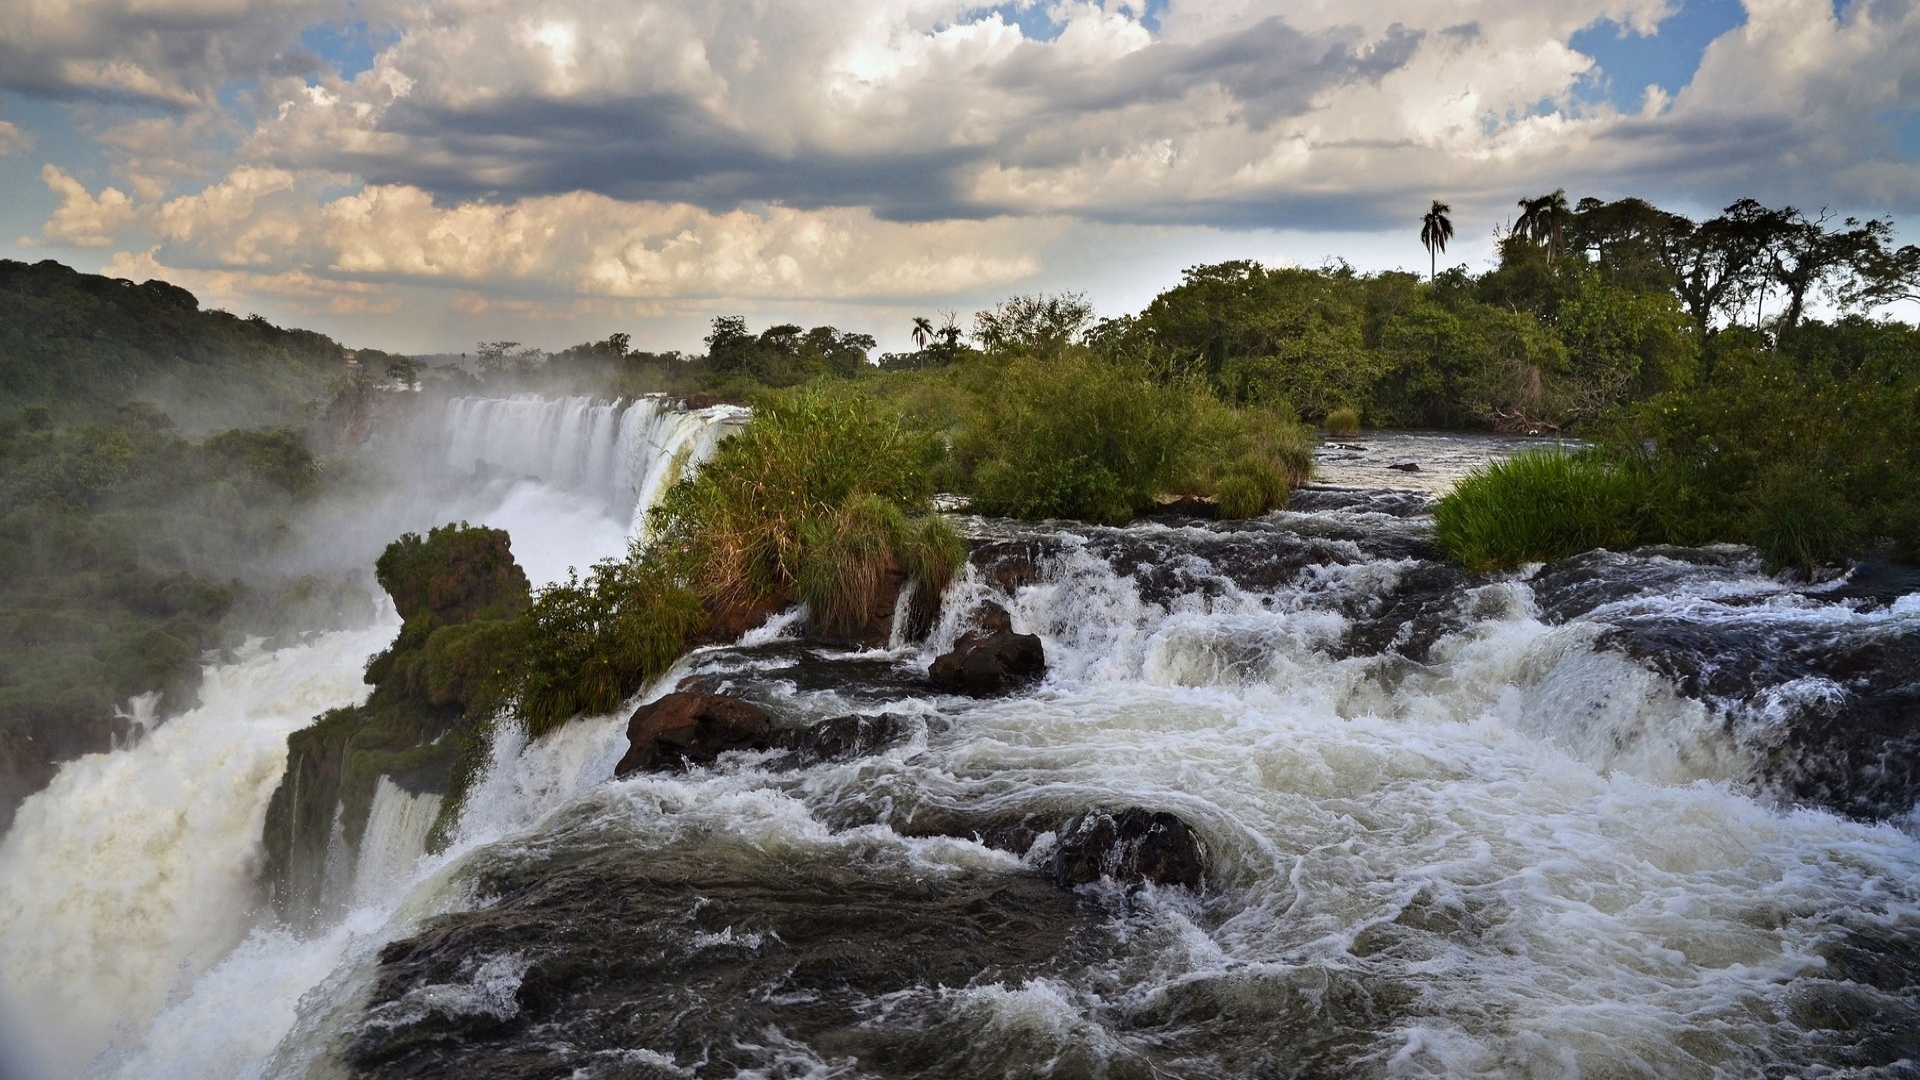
[
  {"x1": 1324, "y1": 406, "x2": 1361, "y2": 437},
  {"x1": 511, "y1": 387, "x2": 960, "y2": 733},
  {"x1": 957, "y1": 354, "x2": 1314, "y2": 523},
  {"x1": 1434, "y1": 450, "x2": 1655, "y2": 571}
]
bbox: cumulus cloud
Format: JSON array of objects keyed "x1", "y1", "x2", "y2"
[
  {"x1": 38, "y1": 165, "x2": 137, "y2": 246},
  {"x1": 14, "y1": 0, "x2": 1920, "y2": 336},
  {"x1": 53, "y1": 164, "x2": 1054, "y2": 298}
]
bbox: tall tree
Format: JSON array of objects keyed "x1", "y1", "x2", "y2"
[
  {"x1": 1516, "y1": 189, "x2": 1573, "y2": 261},
  {"x1": 1420, "y1": 200, "x2": 1455, "y2": 283},
  {"x1": 1655, "y1": 199, "x2": 1791, "y2": 334},
  {"x1": 911, "y1": 316, "x2": 934, "y2": 351}
]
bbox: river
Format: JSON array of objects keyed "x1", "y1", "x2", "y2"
[{"x1": 1, "y1": 412, "x2": 1915, "y2": 1078}]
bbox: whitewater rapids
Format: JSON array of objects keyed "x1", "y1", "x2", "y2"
[{"x1": 1, "y1": 419, "x2": 1917, "y2": 1078}]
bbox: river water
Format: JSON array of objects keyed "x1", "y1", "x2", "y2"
[{"x1": 2, "y1": 416, "x2": 1917, "y2": 1078}]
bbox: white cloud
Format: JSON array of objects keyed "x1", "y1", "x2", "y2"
[
  {"x1": 12, "y1": 0, "x2": 1920, "y2": 344},
  {"x1": 38, "y1": 165, "x2": 138, "y2": 246}
]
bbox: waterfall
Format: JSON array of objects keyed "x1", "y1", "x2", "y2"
[
  {"x1": 0, "y1": 623, "x2": 395, "y2": 1078},
  {"x1": 443, "y1": 395, "x2": 748, "y2": 538}
]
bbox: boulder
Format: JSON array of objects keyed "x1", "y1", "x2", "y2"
[
  {"x1": 614, "y1": 692, "x2": 775, "y2": 776},
  {"x1": 1049, "y1": 808, "x2": 1206, "y2": 890},
  {"x1": 1387, "y1": 461, "x2": 1421, "y2": 473},
  {"x1": 927, "y1": 604, "x2": 1044, "y2": 696}
]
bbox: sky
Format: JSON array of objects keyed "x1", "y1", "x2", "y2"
[{"x1": 1, "y1": 0, "x2": 1917, "y2": 355}]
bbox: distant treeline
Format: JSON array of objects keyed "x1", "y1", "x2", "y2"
[
  {"x1": 0, "y1": 259, "x2": 407, "y2": 433},
  {"x1": 462, "y1": 193, "x2": 1918, "y2": 435}
]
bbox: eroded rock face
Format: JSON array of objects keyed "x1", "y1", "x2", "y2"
[
  {"x1": 614, "y1": 692, "x2": 776, "y2": 776},
  {"x1": 928, "y1": 603, "x2": 1045, "y2": 696},
  {"x1": 1049, "y1": 808, "x2": 1206, "y2": 891}
]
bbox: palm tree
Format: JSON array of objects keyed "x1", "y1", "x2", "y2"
[
  {"x1": 1516, "y1": 189, "x2": 1571, "y2": 261},
  {"x1": 1420, "y1": 200, "x2": 1454, "y2": 282},
  {"x1": 911, "y1": 316, "x2": 934, "y2": 351}
]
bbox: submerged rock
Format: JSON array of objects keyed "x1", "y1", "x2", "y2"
[
  {"x1": 777, "y1": 712, "x2": 908, "y2": 764},
  {"x1": 1048, "y1": 808, "x2": 1207, "y2": 891},
  {"x1": 928, "y1": 622, "x2": 1046, "y2": 698},
  {"x1": 614, "y1": 691, "x2": 776, "y2": 775},
  {"x1": 343, "y1": 841, "x2": 1100, "y2": 1078}
]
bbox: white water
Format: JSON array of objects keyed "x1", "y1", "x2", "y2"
[
  {"x1": 0, "y1": 394, "x2": 747, "y2": 1078},
  {"x1": 6, "y1": 418, "x2": 1920, "y2": 1076},
  {"x1": 0, "y1": 623, "x2": 396, "y2": 1078}
]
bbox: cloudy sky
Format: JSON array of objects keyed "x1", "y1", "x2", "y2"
[{"x1": 1, "y1": 0, "x2": 1916, "y2": 353}]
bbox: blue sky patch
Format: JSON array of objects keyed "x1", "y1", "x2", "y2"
[
  {"x1": 298, "y1": 19, "x2": 399, "y2": 81},
  {"x1": 1570, "y1": 0, "x2": 1747, "y2": 112}
]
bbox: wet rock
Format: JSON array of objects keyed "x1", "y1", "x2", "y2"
[
  {"x1": 0, "y1": 728, "x2": 54, "y2": 836},
  {"x1": 1387, "y1": 461, "x2": 1421, "y2": 473},
  {"x1": 690, "y1": 592, "x2": 788, "y2": 647},
  {"x1": 927, "y1": 604, "x2": 1045, "y2": 696},
  {"x1": 774, "y1": 713, "x2": 908, "y2": 764},
  {"x1": 614, "y1": 692, "x2": 775, "y2": 775},
  {"x1": 1049, "y1": 808, "x2": 1206, "y2": 891},
  {"x1": 344, "y1": 841, "x2": 1103, "y2": 1078},
  {"x1": 1335, "y1": 560, "x2": 1473, "y2": 662}
]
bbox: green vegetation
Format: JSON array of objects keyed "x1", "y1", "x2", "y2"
[
  {"x1": 262, "y1": 524, "x2": 530, "y2": 916},
  {"x1": 0, "y1": 404, "x2": 331, "y2": 827},
  {"x1": 1436, "y1": 322, "x2": 1920, "y2": 573},
  {"x1": 514, "y1": 389, "x2": 959, "y2": 733},
  {"x1": 1324, "y1": 407, "x2": 1362, "y2": 437},
  {"x1": 1434, "y1": 451, "x2": 1653, "y2": 571},
  {"x1": 0, "y1": 259, "x2": 403, "y2": 432}
]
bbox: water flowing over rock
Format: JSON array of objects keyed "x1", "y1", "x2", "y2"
[
  {"x1": 10, "y1": 432, "x2": 1920, "y2": 1079},
  {"x1": 928, "y1": 602, "x2": 1046, "y2": 695},
  {"x1": 1047, "y1": 808, "x2": 1206, "y2": 891},
  {"x1": 614, "y1": 691, "x2": 775, "y2": 775}
]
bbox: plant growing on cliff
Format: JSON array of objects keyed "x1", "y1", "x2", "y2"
[{"x1": 511, "y1": 388, "x2": 962, "y2": 732}]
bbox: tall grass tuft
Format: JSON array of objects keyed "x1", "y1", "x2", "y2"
[
  {"x1": 1744, "y1": 462, "x2": 1862, "y2": 575},
  {"x1": 1434, "y1": 449, "x2": 1655, "y2": 571},
  {"x1": 1324, "y1": 406, "x2": 1361, "y2": 437},
  {"x1": 513, "y1": 387, "x2": 960, "y2": 732}
]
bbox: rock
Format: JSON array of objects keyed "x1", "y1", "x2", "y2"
[
  {"x1": 1387, "y1": 462, "x2": 1422, "y2": 473},
  {"x1": 1149, "y1": 493, "x2": 1221, "y2": 519},
  {"x1": 928, "y1": 604, "x2": 1044, "y2": 696},
  {"x1": 614, "y1": 692, "x2": 775, "y2": 775},
  {"x1": 1049, "y1": 808, "x2": 1206, "y2": 890},
  {"x1": 690, "y1": 592, "x2": 788, "y2": 647},
  {"x1": 774, "y1": 713, "x2": 907, "y2": 764}
]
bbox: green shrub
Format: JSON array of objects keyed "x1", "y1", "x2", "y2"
[
  {"x1": 962, "y1": 354, "x2": 1197, "y2": 523},
  {"x1": 516, "y1": 559, "x2": 706, "y2": 735},
  {"x1": 1324, "y1": 407, "x2": 1361, "y2": 436},
  {"x1": 1744, "y1": 462, "x2": 1863, "y2": 575},
  {"x1": 515, "y1": 387, "x2": 960, "y2": 732},
  {"x1": 1435, "y1": 450, "x2": 1656, "y2": 571}
]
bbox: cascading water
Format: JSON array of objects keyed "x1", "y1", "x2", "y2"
[
  {"x1": 0, "y1": 394, "x2": 745, "y2": 1079},
  {"x1": 4, "y1": 429, "x2": 1919, "y2": 1078}
]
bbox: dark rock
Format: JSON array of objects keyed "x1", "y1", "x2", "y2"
[
  {"x1": 1387, "y1": 462, "x2": 1421, "y2": 473},
  {"x1": 1049, "y1": 809, "x2": 1206, "y2": 890},
  {"x1": 774, "y1": 713, "x2": 908, "y2": 764},
  {"x1": 972, "y1": 600, "x2": 1014, "y2": 635},
  {"x1": 614, "y1": 692, "x2": 775, "y2": 775},
  {"x1": 344, "y1": 841, "x2": 1101, "y2": 1078},
  {"x1": 927, "y1": 608, "x2": 1045, "y2": 696},
  {"x1": 0, "y1": 728, "x2": 54, "y2": 836}
]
